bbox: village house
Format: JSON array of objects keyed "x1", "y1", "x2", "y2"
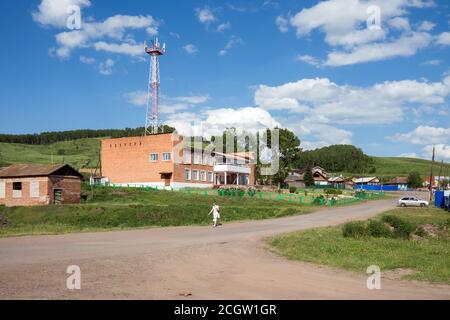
[
  {"x1": 385, "y1": 177, "x2": 409, "y2": 191},
  {"x1": 100, "y1": 133, "x2": 255, "y2": 189},
  {"x1": 0, "y1": 164, "x2": 83, "y2": 207},
  {"x1": 353, "y1": 176, "x2": 380, "y2": 186},
  {"x1": 286, "y1": 166, "x2": 330, "y2": 188}
]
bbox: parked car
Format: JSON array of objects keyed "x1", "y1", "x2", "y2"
[{"x1": 398, "y1": 196, "x2": 429, "y2": 207}]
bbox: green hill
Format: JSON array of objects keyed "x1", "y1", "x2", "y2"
[
  {"x1": 371, "y1": 157, "x2": 450, "y2": 178},
  {"x1": 0, "y1": 138, "x2": 101, "y2": 169},
  {"x1": 1, "y1": 138, "x2": 448, "y2": 179}
]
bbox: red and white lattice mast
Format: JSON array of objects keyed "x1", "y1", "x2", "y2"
[{"x1": 144, "y1": 38, "x2": 166, "y2": 135}]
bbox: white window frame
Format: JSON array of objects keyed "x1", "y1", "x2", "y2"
[
  {"x1": 208, "y1": 172, "x2": 213, "y2": 183},
  {"x1": 193, "y1": 153, "x2": 201, "y2": 165},
  {"x1": 185, "y1": 169, "x2": 191, "y2": 181},
  {"x1": 12, "y1": 181, "x2": 22, "y2": 199},
  {"x1": 200, "y1": 170, "x2": 206, "y2": 182},
  {"x1": 162, "y1": 152, "x2": 171, "y2": 161},
  {"x1": 0, "y1": 181, "x2": 5, "y2": 199},
  {"x1": 208, "y1": 156, "x2": 214, "y2": 166},
  {"x1": 150, "y1": 153, "x2": 158, "y2": 162},
  {"x1": 30, "y1": 181, "x2": 40, "y2": 198},
  {"x1": 193, "y1": 170, "x2": 199, "y2": 181},
  {"x1": 202, "y1": 155, "x2": 207, "y2": 165}
]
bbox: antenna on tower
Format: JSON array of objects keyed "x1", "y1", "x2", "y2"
[{"x1": 144, "y1": 37, "x2": 166, "y2": 135}]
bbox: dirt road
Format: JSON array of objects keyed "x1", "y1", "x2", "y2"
[{"x1": 0, "y1": 197, "x2": 449, "y2": 299}]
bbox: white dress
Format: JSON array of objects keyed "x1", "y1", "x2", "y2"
[{"x1": 212, "y1": 205, "x2": 220, "y2": 221}]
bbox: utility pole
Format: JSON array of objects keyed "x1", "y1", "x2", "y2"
[
  {"x1": 429, "y1": 147, "x2": 435, "y2": 203},
  {"x1": 437, "y1": 160, "x2": 444, "y2": 191}
]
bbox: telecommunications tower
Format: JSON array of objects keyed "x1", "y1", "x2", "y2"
[{"x1": 144, "y1": 38, "x2": 166, "y2": 135}]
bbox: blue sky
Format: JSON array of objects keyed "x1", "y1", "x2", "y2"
[{"x1": 0, "y1": 0, "x2": 449, "y2": 160}]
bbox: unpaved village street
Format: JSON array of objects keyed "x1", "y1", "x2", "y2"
[{"x1": 0, "y1": 197, "x2": 449, "y2": 299}]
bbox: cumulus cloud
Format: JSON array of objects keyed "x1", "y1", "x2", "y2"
[
  {"x1": 33, "y1": 1, "x2": 159, "y2": 59},
  {"x1": 166, "y1": 107, "x2": 280, "y2": 137},
  {"x1": 295, "y1": 54, "x2": 321, "y2": 67},
  {"x1": 182, "y1": 44, "x2": 199, "y2": 55},
  {"x1": 32, "y1": 0, "x2": 91, "y2": 28},
  {"x1": 436, "y1": 32, "x2": 450, "y2": 46},
  {"x1": 195, "y1": 6, "x2": 216, "y2": 25},
  {"x1": 389, "y1": 126, "x2": 450, "y2": 145},
  {"x1": 217, "y1": 22, "x2": 231, "y2": 32},
  {"x1": 423, "y1": 144, "x2": 450, "y2": 160},
  {"x1": 281, "y1": 0, "x2": 437, "y2": 66},
  {"x1": 79, "y1": 55, "x2": 95, "y2": 64}
]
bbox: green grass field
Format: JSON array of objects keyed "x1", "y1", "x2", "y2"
[
  {"x1": 0, "y1": 186, "x2": 313, "y2": 237},
  {"x1": 1, "y1": 138, "x2": 448, "y2": 177},
  {"x1": 270, "y1": 207, "x2": 450, "y2": 284}
]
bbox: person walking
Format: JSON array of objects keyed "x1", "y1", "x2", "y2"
[{"x1": 208, "y1": 202, "x2": 220, "y2": 227}]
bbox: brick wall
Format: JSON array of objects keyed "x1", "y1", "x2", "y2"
[
  {"x1": 0, "y1": 177, "x2": 50, "y2": 207},
  {"x1": 48, "y1": 176, "x2": 82, "y2": 204}
]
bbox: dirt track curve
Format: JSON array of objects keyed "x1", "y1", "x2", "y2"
[{"x1": 1, "y1": 197, "x2": 449, "y2": 299}]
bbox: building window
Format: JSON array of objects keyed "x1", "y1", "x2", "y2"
[
  {"x1": 202, "y1": 156, "x2": 207, "y2": 165},
  {"x1": 208, "y1": 172, "x2": 213, "y2": 183},
  {"x1": 183, "y1": 150, "x2": 191, "y2": 164},
  {"x1": 12, "y1": 182, "x2": 22, "y2": 198},
  {"x1": 185, "y1": 169, "x2": 191, "y2": 181},
  {"x1": 208, "y1": 156, "x2": 214, "y2": 166},
  {"x1": 200, "y1": 170, "x2": 206, "y2": 182},
  {"x1": 0, "y1": 181, "x2": 5, "y2": 199},
  {"x1": 163, "y1": 152, "x2": 171, "y2": 161},
  {"x1": 150, "y1": 153, "x2": 158, "y2": 162},
  {"x1": 30, "y1": 181, "x2": 40, "y2": 198},
  {"x1": 193, "y1": 170, "x2": 199, "y2": 181}
]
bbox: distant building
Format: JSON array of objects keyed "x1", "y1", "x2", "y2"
[
  {"x1": 353, "y1": 176, "x2": 380, "y2": 185},
  {"x1": 286, "y1": 166, "x2": 330, "y2": 188},
  {"x1": 385, "y1": 177, "x2": 409, "y2": 191},
  {"x1": 100, "y1": 133, "x2": 255, "y2": 189},
  {"x1": 0, "y1": 164, "x2": 83, "y2": 207},
  {"x1": 423, "y1": 176, "x2": 450, "y2": 189}
]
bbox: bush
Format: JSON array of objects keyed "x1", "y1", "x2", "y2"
[
  {"x1": 313, "y1": 195, "x2": 325, "y2": 205},
  {"x1": 325, "y1": 189, "x2": 343, "y2": 195},
  {"x1": 289, "y1": 186, "x2": 297, "y2": 194},
  {"x1": 247, "y1": 188, "x2": 256, "y2": 197},
  {"x1": 367, "y1": 220, "x2": 392, "y2": 238},
  {"x1": 342, "y1": 221, "x2": 367, "y2": 238},
  {"x1": 382, "y1": 215, "x2": 415, "y2": 238}
]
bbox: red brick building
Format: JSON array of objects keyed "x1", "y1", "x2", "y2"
[
  {"x1": 0, "y1": 164, "x2": 83, "y2": 207},
  {"x1": 100, "y1": 133, "x2": 255, "y2": 189}
]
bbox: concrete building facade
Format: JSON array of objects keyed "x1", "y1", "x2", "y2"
[
  {"x1": 100, "y1": 133, "x2": 255, "y2": 189},
  {"x1": 0, "y1": 164, "x2": 82, "y2": 207}
]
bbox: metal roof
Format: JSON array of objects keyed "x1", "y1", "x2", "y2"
[{"x1": 0, "y1": 164, "x2": 82, "y2": 179}]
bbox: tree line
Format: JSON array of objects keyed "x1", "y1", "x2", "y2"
[{"x1": 0, "y1": 126, "x2": 175, "y2": 145}]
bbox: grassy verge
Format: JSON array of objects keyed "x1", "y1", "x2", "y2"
[
  {"x1": 270, "y1": 207, "x2": 450, "y2": 284},
  {"x1": 0, "y1": 186, "x2": 312, "y2": 237}
]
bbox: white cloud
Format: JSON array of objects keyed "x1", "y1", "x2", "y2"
[
  {"x1": 219, "y1": 36, "x2": 244, "y2": 56},
  {"x1": 255, "y1": 76, "x2": 450, "y2": 125},
  {"x1": 398, "y1": 152, "x2": 419, "y2": 158},
  {"x1": 182, "y1": 44, "x2": 199, "y2": 55},
  {"x1": 166, "y1": 107, "x2": 280, "y2": 137},
  {"x1": 33, "y1": 1, "x2": 159, "y2": 59},
  {"x1": 125, "y1": 92, "x2": 209, "y2": 114},
  {"x1": 421, "y1": 59, "x2": 441, "y2": 66},
  {"x1": 423, "y1": 144, "x2": 450, "y2": 160},
  {"x1": 98, "y1": 59, "x2": 114, "y2": 75},
  {"x1": 217, "y1": 22, "x2": 231, "y2": 32},
  {"x1": 195, "y1": 7, "x2": 216, "y2": 25},
  {"x1": 417, "y1": 20, "x2": 435, "y2": 31},
  {"x1": 324, "y1": 32, "x2": 432, "y2": 67},
  {"x1": 389, "y1": 126, "x2": 450, "y2": 145},
  {"x1": 275, "y1": 15, "x2": 289, "y2": 33},
  {"x1": 295, "y1": 54, "x2": 321, "y2": 67},
  {"x1": 436, "y1": 32, "x2": 450, "y2": 46},
  {"x1": 283, "y1": 0, "x2": 437, "y2": 66},
  {"x1": 32, "y1": 0, "x2": 91, "y2": 28},
  {"x1": 94, "y1": 41, "x2": 142, "y2": 56},
  {"x1": 79, "y1": 55, "x2": 95, "y2": 64}
]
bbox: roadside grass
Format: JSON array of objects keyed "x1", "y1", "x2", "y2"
[
  {"x1": 0, "y1": 186, "x2": 312, "y2": 237},
  {"x1": 270, "y1": 207, "x2": 450, "y2": 284}
]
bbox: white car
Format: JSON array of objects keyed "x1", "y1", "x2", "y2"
[{"x1": 398, "y1": 196, "x2": 429, "y2": 207}]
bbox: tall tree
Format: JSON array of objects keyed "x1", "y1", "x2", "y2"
[
  {"x1": 408, "y1": 171, "x2": 422, "y2": 189},
  {"x1": 303, "y1": 165, "x2": 315, "y2": 187},
  {"x1": 264, "y1": 128, "x2": 301, "y2": 187}
]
